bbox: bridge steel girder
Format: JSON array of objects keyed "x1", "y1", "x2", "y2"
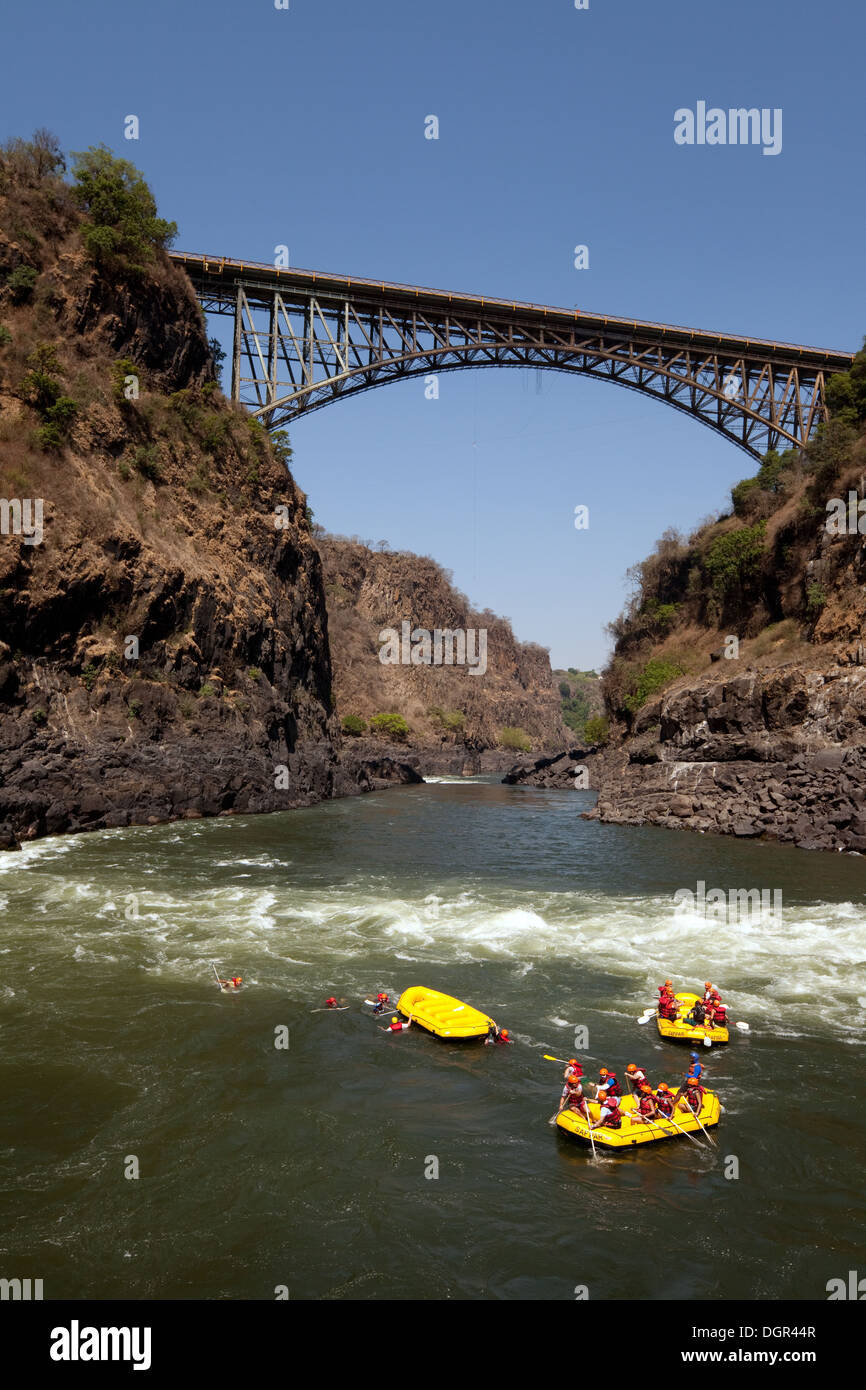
[{"x1": 173, "y1": 253, "x2": 855, "y2": 462}]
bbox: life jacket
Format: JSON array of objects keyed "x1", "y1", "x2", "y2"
[
  {"x1": 684, "y1": 1086, "x2": 705, "y2": 1112},
  {"x1": 628, "y1": 1068, "x2": 649, "y2": 1088},
  {"x1": 389, "y1": 1020, "x2": 404, "y2": 1032},
  {"x1": 600, "y1": 1106, "x2": 622, "y2": 1129},
  {"x1": 638, "y1": 1095, "x2": 655, "y2": 1115},
  {"x1": 656, "y1": 1094, "x2": 674, "y2": 1117},
  {"x1": 711, "y1": 1003, "x2": 727, "y2": 1024},
  {"x1": 566, "y1": 1081, "x2": 584, "y2": 1101},
  {"x1": 602, "y1": 1075, "x2": 622, "y2": 1097},
  {"x1": 659, "y1": 998, "x2": 678, "y2": 1019}
]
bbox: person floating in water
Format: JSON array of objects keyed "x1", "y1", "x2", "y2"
[
  {"x1": 381, "y1": 1014, "x2": 413, "y2": 1034},
  {"x1": 372, "y1": 992, "x2": 390, "y2": 1015},
  {"x1": 484, "y1": 1022, "x2": 513, "y2": 1045},
  {"x1": 217, "y1": 974, "x2": 243, "y2": 991}
]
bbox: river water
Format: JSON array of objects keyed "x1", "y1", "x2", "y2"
[{"x1": 2, "y1": 778, "x2": 864, "y2": 1301}]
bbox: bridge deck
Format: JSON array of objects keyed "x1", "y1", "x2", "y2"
[{"x1": 169, "y1": 250, "x2": 854, "y2": 371}]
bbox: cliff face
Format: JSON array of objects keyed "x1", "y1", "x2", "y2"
[
  {"x1": 318, "y1": 533, "x2": 568, "y2": 767},
  {"x1": 0, "y1": 146, "x2": 416, "y2": 850}
]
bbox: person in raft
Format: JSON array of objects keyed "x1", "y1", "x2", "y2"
[
  {"x1": 381, "y1": 1015, "x2": 412, "y2": 1033},
  {"x1": 677, "y1": 1077, "x2": 706, "y2": 1115},
  {"x1": 673, "y1": 1053, "x2": 704, "y2": 1104},
  {"x1": 595, "y1": 1067, "x2": 622, "y2": 1099},
  {"x1": 633, "y1": 1084, "x2": 662, "y2": 1124},
  {"x1": 485, "y1": 1023, "x2": 513, "y2": 1045},
  {"x1": 705, "y1": 997, "x2": 728, "y2": 1029},
  {"x1": 560, "y1": 1059, "x2": 582, "y2": 1097},
  {"x1": 590, "y1": 1092, "x2": 622, "y2": 1131},
  {"x1": 703, "y1": 981, "x2": 722, "y2": 1006},
  {"x1": 558, "y1": 1072, "x2": 589, "y2": 1120},
  {"x1": 686, "y1": 997, "x2": 707, "y2": 1026},
  {"x1": 657, "y1": 980, "x2": 678, "y2": 1020},
  {"x1": 218, "y1": 974, "x2": 243, "y2": 991},
  {"x1": 372, "y1": 993, "x2": 390, "y2": 1015},
  {"x1": 654, "y1": 1083, "x2": 675, "y2": 1118},
  {"x1": 625, "y1": 1062, "x2": 652, "y2": 1093}
]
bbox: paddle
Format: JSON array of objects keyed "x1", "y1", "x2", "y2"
[
  {"x1": 735, "y1": 1021, "x2": 750, "y2": 1032},
  {"x1": 678, "y1": 1095, "x2": 717, "y2": 1147},
  {"x1": 211, "y1": 962, "x2": 227, "y2": 992},
  {"x1": 662, "y1": 1109, "x2": 706, "y2": 1148},
  {"x1": 542, "y1": 1054, "x2": 572, "y2": 1064}
]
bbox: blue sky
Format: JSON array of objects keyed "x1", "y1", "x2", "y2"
[{"x1": 3, "y1": 0, "x2": 863, "y2": 667}]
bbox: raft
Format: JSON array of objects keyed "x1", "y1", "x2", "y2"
[
  {"x1": 396, "y1": 986, "x2": 493, "y2": 1039},
  {"x1": 657, "y1": 992, "x2": 729, "y2": 1045},
  {"x1": 556, "y1": 1090, "x2": 721, "y2": 1148}
]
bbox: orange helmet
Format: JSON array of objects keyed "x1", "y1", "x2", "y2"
[
  {"x1": 640, "y1": 1084, "x2": 652, "y2": 1093},
  {"x1": 599, "y1": 1068, "x2": 609, "y2": 1077},
  {"x1": 705, "y1": 981, "x2": 712, "y2": 989},
  {"x1": 626, "y1": 1064, "x2": 637, "y2": 1073},
  {"x1": 687, "y1": 1077, "x2": 699, "y2": 1086},
  {"x1": 658, "y1": 1083, "x2": 670, "y2": 1093},
  {"x1": 501, "y1": 1029, "x2": 509, "y2": 1038},
  {"x1": 665, "y1": 979, "x2": 673, "y2": 986},
  {"x1": 568, "y1": 1059, "x2": 578, "y2": 1066}
]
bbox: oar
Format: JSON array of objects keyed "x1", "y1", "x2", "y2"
[
  {"x1": 679, "y1": 1097, "x2": 717, "y2": 1147},
  {"x1": 584, "y1": 1104, "x2": 597, "y2": 1159},
  {"x1": 543, "y1": 1054, "x2": 573, "y2": 1064},
  {"x1": 735, "y1": 1020, "x2": 750, "y2": 1032},
  {"x1": 663, "y1": 1109, "x2": 706, "y2": 1148}
]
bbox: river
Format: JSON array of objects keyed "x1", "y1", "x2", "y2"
[{"x1": 2, "y1": 778, "x2": 864, "y2": 1300}]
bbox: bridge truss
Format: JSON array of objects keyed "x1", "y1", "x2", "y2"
[{"x1": 171, "y1": 253, "x2": 854, "y2": 461}]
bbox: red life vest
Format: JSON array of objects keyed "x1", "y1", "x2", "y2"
[
  {"x1": 684, "y1": 1086, "x2": 705, "y2": 1112},
  {"x1": 389, "y1": 1020, "x2": 404, "y2": 1032},
  {"x1": 638, "y1": 1095, "x2": 655, "y2": 1115},
  {"x1": 656, "y1": 1095, "x2": 674, "y2": 1117},
  {"x1": 712, "y1": 1004, "x2": 727, "y2": 1024},
  {"x1": 601, "y1": 1074, "x2": 622, "y2": 1097}
]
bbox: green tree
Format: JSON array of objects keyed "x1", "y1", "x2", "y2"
[
  {"x1": 70, "y1": 145, "x2": 177, "y2": 268},
  {"x1": 341, "y1": 714, "x2": 366, "y2": 736},
  {"x1": 583, "y1": 715, "x2": 609, "y2": 745},
  {"x1": 826, "y1": 337, "x2": 866, "y2": 428}
]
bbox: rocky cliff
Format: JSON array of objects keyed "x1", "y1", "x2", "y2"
[
  {"x1": 0, "y1": 136, "x2": 416, "y2": 851},
  {"x1": 318, "y1": 532, "x2": 568, "y2": 770}
]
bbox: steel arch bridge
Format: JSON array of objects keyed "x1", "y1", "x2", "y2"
[{"x1": 170, "y1": 251, "x2": 854, "y2": 462}]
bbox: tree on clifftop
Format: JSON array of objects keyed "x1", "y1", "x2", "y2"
[{"x1": 70, "y1": 145, "x2": 177, "y2": 271}]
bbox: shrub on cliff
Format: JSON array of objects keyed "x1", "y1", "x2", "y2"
[
  {"x1": 702, "y1": 520, "x2": 767, "y2": 600},
  {"x1": 341, "y1": 714, "x2": 366, "y2": 736},
  {"x1": 500, "y1": 726, "x2": 532, "y2": 752},
  {"x1": 70, "y1": 145, "x2": 177, "y2": 270},
  {"x1": 369, "y1": 712, "x2": 409, "y2": 741},
  {"x1": 623, "y1": 657, "x2": 684, "y2": 714}
]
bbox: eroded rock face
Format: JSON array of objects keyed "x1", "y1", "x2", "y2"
[{"x1": 594, "y1": 663, "x2": 866, "y2": 852}]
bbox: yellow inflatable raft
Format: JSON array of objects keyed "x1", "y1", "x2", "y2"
[
  {"x1": 657, "y1": 992, "x2": 729, "y2": 1045},
  {"x1": 556, "y1": 1090, "x2": 721, "y2": 1148},
  {"x1": 396, "y1": 986, "x2": 493, "y2": 1039}
]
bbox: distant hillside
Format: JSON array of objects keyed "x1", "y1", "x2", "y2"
[
  {"x1": 316, "y1": 533, "x2": 568, "y2": 758},
  {"x1": 552, "y1": 667, "x2": 603, "y2": 738}
]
